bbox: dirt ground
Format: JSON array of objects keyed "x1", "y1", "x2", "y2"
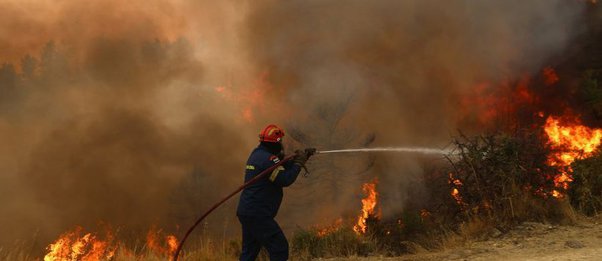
[{"x1": 318, "y1": 215, "x2": 602, "y2": 261}]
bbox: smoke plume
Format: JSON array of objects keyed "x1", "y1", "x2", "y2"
[
  {"x1": 243, "y1": 0, "x2": 585, "y2": 226},
  {"x1": 0, "y1": 0, "x2": 587, "y2": 247}
]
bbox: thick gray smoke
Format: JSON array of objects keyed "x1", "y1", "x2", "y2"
[
  {"x1": 0, "y1": 0, "x2": 586, "y2": 248},
  {"x1": 243, "y1": 0, "x2": 584, "y2": 227},
  {"x1": 0, "y1": 0, "x2": 258, "y2": 247}
]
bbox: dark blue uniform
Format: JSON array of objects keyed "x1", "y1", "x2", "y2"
[{"x1": 236, "y1": 144, "x2": 302, "y2": 261}]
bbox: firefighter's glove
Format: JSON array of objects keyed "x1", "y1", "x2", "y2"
[
  {"x1": 304, "y1": 148, "x2": 317, "y2": 159},
  {"x1": 293, "y1": 149, "x2": 309, "y2": 166}
]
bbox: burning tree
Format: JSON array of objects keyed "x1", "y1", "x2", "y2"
[
  {"x1": 544, "y1": 115, "x2": 602, "y2": 197},
  {"x1": 421, "y1": 111, "x2": 602, "y2": 227}
]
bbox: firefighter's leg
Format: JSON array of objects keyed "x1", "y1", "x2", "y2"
[
  {"x1": 259, "y1": 219, "x2": 289, "y2": 261},
  {"x1": 238, "y1": 216, "x2": 262, "y2": 261}
]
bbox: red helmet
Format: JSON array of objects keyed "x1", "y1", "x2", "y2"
[{"x1": 259, "y1": 124, "x2": 285, "y2": 143}]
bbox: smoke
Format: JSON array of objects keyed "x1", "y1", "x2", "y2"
[
  {"x1": 242, "y1": 0, "x2": 585, "y2": 226},
  {"x1": 0, "y1": 0, "x2": 259, "y2": 246},
  {"x1": 0, "y1": 0, "x2": 587, "y2": 249}
]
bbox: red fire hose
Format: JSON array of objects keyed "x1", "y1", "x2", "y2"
[{"x1": 172, "y1": 155, "x2": 295, "y2": 261}]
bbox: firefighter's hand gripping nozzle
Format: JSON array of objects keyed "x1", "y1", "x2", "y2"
[
  {"x1": 294, "y1": 147, "x2": 316, "y2": 177},
  {"x1": 306, "y1": 147, "x2": 317, "y2": 157}
]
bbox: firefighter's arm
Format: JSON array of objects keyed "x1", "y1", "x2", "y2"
[
  {"x1": 269, "y1": 149, "x2": 316, "y2": 187},
  {"x1": 267, "y1": 157, "x2": 301, "y2": 187}
]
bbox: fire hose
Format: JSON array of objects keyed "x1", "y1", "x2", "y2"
[
  {"x1": 172, "y1": 147, "x2": 448, "y2": 261},
  {"x1": 172, "y1": 154, "x2": 298, "y2": 261}
]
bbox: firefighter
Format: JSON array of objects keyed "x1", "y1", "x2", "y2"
[{"x1": 236, "y1": 124, "x2": 313, "y2": 261}]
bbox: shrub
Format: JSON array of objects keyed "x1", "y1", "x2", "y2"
[
  {"x1": 433, "y1": 131, "x2": 572, "y2": 225},
  {"x1": 570, "y1": 150, "x2": 602, "y2": 215}
]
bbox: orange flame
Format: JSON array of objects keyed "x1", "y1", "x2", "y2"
[
  {"x1": 419, "y1": 209, "x2": 431, "y2": 221},
  {"x1": 542, "y1": 67, "x2": 559, "y2": 86},
  {"x1": 544, "y1": 115, "x2": 602, "y2": 197},
  {"x1": 146, "y1": 228, "x2": 179, "y2": 258},
  {"x1": 448, "y1": 173, "x2": 466, "y2": 206},
  {"x1": 353, "y1": 178, "x2": 380, "y2": 234},
  {"x1": 316, "y1": 218, "x2": 343, "y2": 237},
  {"x1": 461, "y1": 74, "x2": 534, "y2": 128},
  {"x1": 44, "y1": 226, "x2": 178, "y2": 261},
  {"x1": 44, "y1": 226, "x2": 116, "y2": 261}
]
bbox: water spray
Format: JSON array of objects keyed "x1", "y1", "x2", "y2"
[
  {"x1": 317, "y1": 147, "x2": 450, "y2": 155},
  {"x1": 173, "y1": 146, "x2": 449, "y2": 261}
]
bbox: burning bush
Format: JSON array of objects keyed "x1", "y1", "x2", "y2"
[
  {"x1": 293, "y1": 116, "x2": 602, "y2": 259},
  {"x1": 435, "y1": 131, "x2": 571, "y2": 225},
  {"x1": 569, "y1": 150, "x2": 602, "y2": 215},
  {"x1": 292, "y1": 177, "x2": 434, "y2": 258},
  {"x1": 291, "y1": 179, "x2": 381, "y2": 259}
]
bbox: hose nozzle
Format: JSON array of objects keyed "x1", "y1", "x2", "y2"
[{"x1": 305, "y1": 148, "x2": 317, "y2": 157}]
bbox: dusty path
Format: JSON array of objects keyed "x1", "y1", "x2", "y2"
[{"x1": 317, "y1": 216, "x2": 602, "y2": 261}]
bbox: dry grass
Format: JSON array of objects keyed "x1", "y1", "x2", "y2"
[
  {"x1": 0, "y1": 248, "x2": 33, "y2": 261},
  {"x1": 176, "y1": 238, "x2": 239, "y2": 261},
  {"x1": 0, "y1": 236, "x2": 240, "y2": 261},
  {"x1": 291, "y1": 226, "x2": 374, "y2": 259}
]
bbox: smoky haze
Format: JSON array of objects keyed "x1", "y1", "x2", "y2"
[
  {"x1": 243, "y1": 0, "x2": 584, "y2": 228},
  {"x1": 0, "y1": 0, "x2": 585, "y2": 249}
]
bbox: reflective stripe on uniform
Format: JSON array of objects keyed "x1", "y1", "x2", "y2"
[
  {"x1": 269, "y1": 166, "x2": 285, "y2": 182},
  {"x1": 246, "y1": 165, "x2": 255, "y2": 170}
]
